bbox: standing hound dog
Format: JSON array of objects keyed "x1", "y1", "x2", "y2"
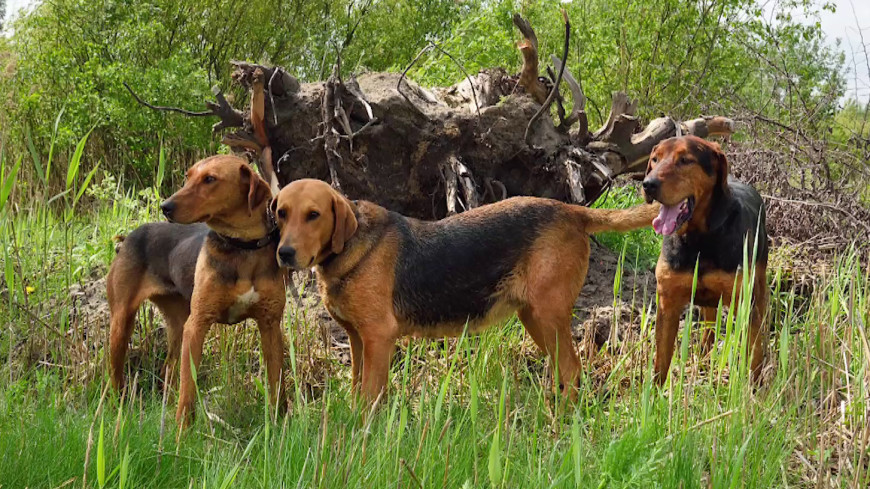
[
  {"x1": 271, "y1": 178, "x2": 659, "y2": 403},
  {"x1": 107, "y1": 155, "x2": 285, "y2": 427},
  {"x1": 642, "y1": 135, "x2": 770, "y2": 384}
]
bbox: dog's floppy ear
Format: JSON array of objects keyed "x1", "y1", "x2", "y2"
[
  {"x1": 240, "y1": 164, "x2": 271, "y2": 216},
  {"x1": 331, "y1": 191, "x2": 358, "y2": 254},
  {"x1": 710, "y1": 143, "x2": 730, "y2": 197},
  {"x1": 645, "y1": 143, "x2": 660, "y2": 176},
  {"x1": 269, "y1": 196, "x2": 278, "y2": 216}
]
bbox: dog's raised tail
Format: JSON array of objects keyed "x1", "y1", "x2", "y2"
[
  {"x1": 112, "y1": 235, "x2": 126, "y2": 254},
  {"x1": 576, "y1": 203, "x2": 660, "y2": 234}
]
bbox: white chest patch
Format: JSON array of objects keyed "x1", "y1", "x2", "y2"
[
  {"x1": 328, "y1": 304, "x2": 345, "y2": 321},
  {"x1": 226, "y1": 286, "x2": 260, "y2": 323}
]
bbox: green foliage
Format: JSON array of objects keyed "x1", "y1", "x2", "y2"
[
  {"x1": 0, "y1": 0, "x2": 847, "y2": 196},
  {"x1": 412, "y1": 0, "x2": 844, "y2": 129},
  {"x1": 833, "y1": 98, "x2": 870, "y2": 142}
]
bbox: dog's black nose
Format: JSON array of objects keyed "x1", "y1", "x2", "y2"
[
  {"x1": 160, "y1": 201, "x2": 176, "y2": 218},
  {"x1": 642, "y1": 178, "x2": 660, "y2": 197},
  {"x1": 278, "y1": 246, "x2": 296, "y2": 266}
]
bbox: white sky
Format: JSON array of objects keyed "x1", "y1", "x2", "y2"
[{"x1": 4, "y1": 0, "x2": 869, "y2": 102}]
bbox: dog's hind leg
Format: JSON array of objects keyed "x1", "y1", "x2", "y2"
[
  {"x1": 700, "y1": 307, "x2": 719, "y2": 357},
  {"x1": 519, "y1": 229, "x2": 588, "y2": 398},
  {"x1": 107, "y1": 264, "x2": 158, "y2": 391},
  {"x1": 151, "y1": 295, "x2": 190, "y2": 389},
  {"x1": 748, "y1": 271, "x2": 770, "y2": 383}
]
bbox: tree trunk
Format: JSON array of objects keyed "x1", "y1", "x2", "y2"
[{"x1": 157, "y1": 15, "x2": 734, "y2": 219}]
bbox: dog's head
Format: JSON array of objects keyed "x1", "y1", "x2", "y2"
[
  {"x1": 641, "y1": 135, "x2": 728, "y2": 236},
  {"x1": 272, "y1": 179, "x2": 358, "y2": 270},
  {"x1": 160, "y1": 155, "x2": 271, "y2": 226}
]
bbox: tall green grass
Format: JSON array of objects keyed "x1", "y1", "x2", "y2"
[{"x1": 1, "y1": 138, "x2": 869, "y2": 488}]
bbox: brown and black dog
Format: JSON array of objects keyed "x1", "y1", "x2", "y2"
[
  {"x1": 642, "y1": 135, "x2": 770, "y2": 384},
  {"x1": 106, "y1": 155, "x2": 285, "y2": 427},
  {"x1": 271, "y1": 178, "x2": 659, "y2": 403}
]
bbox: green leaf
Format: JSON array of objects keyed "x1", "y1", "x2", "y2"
[
  {"x1": 97, "y1": 416, "x2": 106, "y2": 488},
  {"x1": 3, "y1": 242, "x2": 15, "y2": 296},
  {"x1": 66, "y1": 124, "x2": 96, "y2": 192},
  {"x1": 24, "y1": 125, "x2": 46, "y2": 186},
  {"x1": 118, "y1": 444, "x2": 130, "y2": 489},
  {"x1": 46, "y1": 107, "x2": 66, "y2": 184},
  {"x1": 0, "y1": 156, "x2": 22, "y2": 213},
  {"x1": 572, "y1": 415, "x2": 582, "y2": 486},
  {"x1": 74, "y1": 162, "x2": 101, "y2": 207},
  {"x1": 487, "y1": 429, "x2": 502, "y2": 488},
  {"x1": 155, "y1": 139, "x2": 166, "y2": 190}
]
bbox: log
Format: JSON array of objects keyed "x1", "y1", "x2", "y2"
[{"x1": 133, "y1": 13, "x2": 734, "y2": 219}]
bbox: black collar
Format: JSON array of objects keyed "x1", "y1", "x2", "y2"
[{"x1": 210, "y1": 227, "x2": 279, "y2": 250}]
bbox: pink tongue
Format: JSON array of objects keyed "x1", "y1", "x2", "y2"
[{"x1": 653, "y1": 203, "x2": 682, "y2": 235}]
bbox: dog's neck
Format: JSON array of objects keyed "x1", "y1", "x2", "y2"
[
  {"x1": 684, "y1": 184, "x2": 734, "y2": 235},
  {"x1": 207, "y1": 202, "x2": 275, "y2": 242},
  {"x1": 315, "y1": 201, "x2": 385, "y2": 283}
]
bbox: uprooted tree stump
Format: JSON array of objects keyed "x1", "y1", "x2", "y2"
[{"x1": 132, "y1": 12, "x2": 734, "y2": 218}]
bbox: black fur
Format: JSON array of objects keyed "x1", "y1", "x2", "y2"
[
  {"x1": 119, "y1": 222, "x2": 208, "y2": 300},
  {"x1": 692, "y1": 139, "x2": 717, "y2": 176},
  {"x1": 205, "y1": 232, "x2": 281, "y2": 284},
  {"x1": 663, "y1": 177, "x2": 768, "y2": 274},
  {"x1": 392, "y1": 200, "x2": 557, "y2": 325}
]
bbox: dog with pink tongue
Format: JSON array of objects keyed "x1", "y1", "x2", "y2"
[{"x1": 641, "y1": 135, "x2": 770, "y2": 385}]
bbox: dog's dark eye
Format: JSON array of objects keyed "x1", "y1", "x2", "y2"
[
  {"x1": 651, "y1": 157, "x2": 658, "y2": 164},
  {"x1": 307, "y1": 210, "x2": 320, "y2": 221},
  {"x1": 203, "y1": 175, "x2": 216, "y2": 184},
  {"x1": 277, "y1": 209, "x2": 286, "y2": 219}
]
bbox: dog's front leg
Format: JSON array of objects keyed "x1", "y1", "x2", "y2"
[
  {"x1": 254, "y1": 307, "x2": 286, "y2": 415},
  {"x1": 748, "y1": 279, "x2": 770, "y2": 383},
  {"x1": 358, "y1": 316, "x2": 399, "y2": 406},
  {"x1": 653, "y1": 284, "x2": 690, "y2": 386},
  {"x1": 176, "y1": 312, "x2": 215, "y2": 429}
]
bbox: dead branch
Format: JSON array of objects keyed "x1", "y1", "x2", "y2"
[
  {"x1": 221, "y1": 132, "x2": 262, "y2": 153},
  {"x1": 124, "y1": 82, "x2": 245, "y2": 132},
  {"x1": 762, "y1": 194, "x2": 870, "y2": 235},
  {"x1": 563, "y1": 157, "x2": 586, "y2": 203},
  {"x1": 123, "y1": 81, "x2": 211, "y2": 117},
  {"x1": 441, "y1": 160, "x2": 459, "y2": 215},
  {"x1": 452, "y1": 156, "x2": 479, "y2": 210},
  {"x1": 592, "y1": 92, "x2": 638, "y2": 141},
  {"x1": 250, "y1": 69, "x2": 280, "y2": 194},
  {"x1": 550, "y1": 55, "x2": 586, "y2": 136},
  {"x1": 513, "y1": 14, "x2": 548, "y2": 104},
  {"x1": 322, "y1": 65, "x2": 343, "y2": 190},
  {"x1": 524, "y1": 9, "x2": 570, "y2": 146},
  {"x1": 429, "y1": 42, "x2": 481, "y2": 118}
]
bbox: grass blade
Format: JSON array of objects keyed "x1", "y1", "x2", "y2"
[
  {"x1": 24, "y1": 125, "x2": 46, "y2": 186},
  {"x1": 74, "y1": 162, "x2": 101, "y2": 207},
  {"x1": 66, "y1": 125, "x2": 96, "y2": 192},
  {"x1": 118, "y1": 444, "x2": 130, "y2": 489},
  {"x1": 0, "y1": 156, "x2": 22, "y2": 213},
  {"x1": 97, "y1": 416, "x2": 106, "y2": 488},
  {"x1": 45, "y1": 106, "x2": 66, "y2": 184}
]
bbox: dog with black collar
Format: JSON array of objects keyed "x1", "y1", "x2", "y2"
[{"x1": 106, "y1": 155, "x2": 285, "y2": 428}]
